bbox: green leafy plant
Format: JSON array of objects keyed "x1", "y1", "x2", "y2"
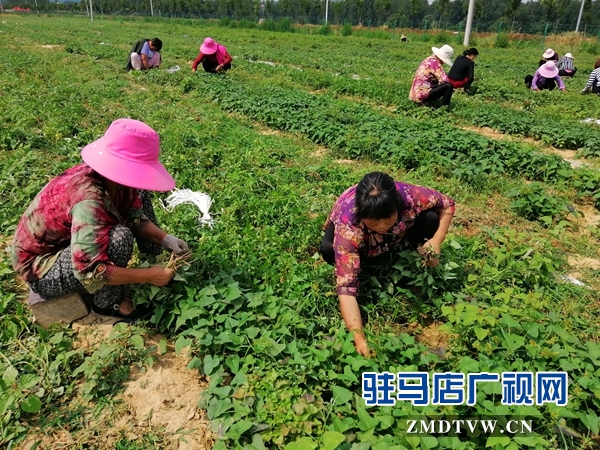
[
  {"x1": 494, "y1": 32, "x2": 510, "y2": 48},
  {"x1": 341, "y1": 22, "x2": 353, "y2": 37},
  {"x1": 508, "y1": 183, "x2": 574, "y2": 225},
  {"x1": 72, "y1": 324, "x2": 155, "y2": 401}
]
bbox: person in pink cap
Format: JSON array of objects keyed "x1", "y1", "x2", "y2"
[
  {"x1": 11, "y1": 119, "x2": 189, "y2": 320},
  {"x1": 525, "y1": 61, "x2": 566, "y2": 92},
  {"x1": 192, "y1": 37, "x2": 232, "y2": 73}
]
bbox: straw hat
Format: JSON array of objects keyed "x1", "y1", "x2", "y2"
[
  {"x1": 81, "y1": 119, "x2": 175, "y2": 192},
  {"x1": 432, "y1": 45, "x2": 454, "y2": 66},
  {"x1": 564, "y1": 52, "x2": 574, "y2": 59},
  {"x1": 542, "y1": 48, "x2": 555, "y2": 59}
]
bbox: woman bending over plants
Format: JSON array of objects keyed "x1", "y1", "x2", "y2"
[
  {"x1": 525, "y1": 61, "x2": 566, "y2": 92},
  {"x1": 126, "y1": 38, "x2": 162, "y2": 71},
  {"x1": 11, "y1": 119, "x2": 189, "y2": 320},
  {"x1": 192, "y1": 37, "x2": 232, "y2": 74},
  {"x1": 409, "y1": 45, "x2": 455, "y2": 109},
  {"x1": 319, "y1": 172, "x2": 455, "y2": 356},
  {"x1": 581, "y1": 59, "x2": 600, "y2": 95},
  {"x1": 448, "y1": 47, "x2": 479, "y2": 92}
]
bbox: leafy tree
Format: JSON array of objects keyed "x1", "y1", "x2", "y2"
[
  {"x1": 375, "y1": 0, "x2": 391, "y2": 25},
  {"x1": 540, "y1": 0, "x2": 557, "y2": 22},
  {"x1": 507, "y1": 0, "x2": 521, "y2": 32},
  {"x1": 409, "y1": 0, "x2": 421, "y2": 27},
  {"x1": 265, "y1": 0, "x2": 273, "y2": 17},
  {"x1": 435, "y1": 0, "x2": 449, "y2": 28}
]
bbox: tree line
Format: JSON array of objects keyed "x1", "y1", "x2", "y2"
[{"x1": 5, "y1": 0, "x2": 600, "y2": 34}]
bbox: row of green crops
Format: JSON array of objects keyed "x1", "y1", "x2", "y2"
[
  {"x1": 228, "y1": 59, "x2": 600, "y2": 157},
  {"x1": 136, "y1": 223, "x2": 600, "y2": 450},
  {"x1": 168, "y1": 71, "x2": 600, "y2": 209}
]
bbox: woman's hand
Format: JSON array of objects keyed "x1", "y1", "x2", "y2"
[
  {"x1": 146, "y1": 266, "x2": 175, "y2": 286},
  {"x1": 161, "y1": 234, "x2": 189, "y2": 254},
  {"x1": 354, "y1": 332, "x2": 370, "y2": 357},
  {"x1": 216, "y1": 64, "x2": 224, "y2": 72},
  {"x1": 420, "y1": 240, "x2": 441, "y2": 267}
]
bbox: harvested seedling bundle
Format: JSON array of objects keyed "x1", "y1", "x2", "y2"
[{"x1": 161, "y1": 188, "x2": 214, "y2": 227}]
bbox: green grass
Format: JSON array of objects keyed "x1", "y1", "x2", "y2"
[{"x1": 1, "y1": 14, "x2": 600, "y2": 450}]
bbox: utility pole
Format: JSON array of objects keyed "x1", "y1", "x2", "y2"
[
  {"x1": 89, "y1": 0, "x2": 94, "y2": 22},
  {"x1": 463, "y1": 0, "x2": 475, "y2": 46},
  {"x1": 575, "y1": 0, "x2": 585, "y2": 32},
  {"x1": 325, "y1": 0, "x2": 329, "y2": 24},
  {"x1": 150, "y1": 0, "x2": 154, "y2": 16}
]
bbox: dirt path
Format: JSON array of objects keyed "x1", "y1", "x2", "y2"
[{"x1": 460, "y1": 124, "x2": 600, "y2": 170}]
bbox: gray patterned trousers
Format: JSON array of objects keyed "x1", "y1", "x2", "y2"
[{"x1": 30, "y1": 191, "x2": 162, "y2": 309}]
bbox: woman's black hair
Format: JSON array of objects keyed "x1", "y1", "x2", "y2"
[
  {"x1": 355, "y1": 172, "x2": 403, "y2": 222},
  {"x1": 463, "y1": 47, "x2": 479, "y2": 56},
  {"x1": 151, "y1": 38, "x2": 163, "y2": 52}
]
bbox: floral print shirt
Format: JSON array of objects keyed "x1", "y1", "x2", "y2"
[
  {"x1": 409, "y1": 56, "x2": 448, "y2": 103},
  {"x1": 324, "y1": 182, "x2": 455, "y2": 296},
  {"x1": 11, "y1": 163, "x2": 148, "y2": 293}
]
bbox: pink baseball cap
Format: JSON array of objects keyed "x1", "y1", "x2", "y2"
[
  {"x1": 200, "y1": 37, "x2": 218, "y2": 55},
  {"x1": 81, "y1": 119, "x2": 175, "y2": 191}
]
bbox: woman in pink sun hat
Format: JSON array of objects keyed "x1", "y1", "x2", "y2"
[
  {"x1": 11, "y1": 119, "x2": 189, "y2": 320},
  {"x1": 525, "y1": 61, "x2": 566, "y2": 92},
  {"x1": 192, "y1": 37, "x2": 232, "y2": 73},
  {"x1": 538, "y1": 48, "x2": 559, "y2": 68}
]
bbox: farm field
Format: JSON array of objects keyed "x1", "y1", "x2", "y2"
[{"x1": 1, "y1": 14, "x2": 600, "y2": 450}]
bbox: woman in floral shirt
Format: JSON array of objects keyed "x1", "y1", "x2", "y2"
[
  {"x1": 320, "y1": 172, "x2": 455, "y2": 356},
  {"x1": 409, "y1": 45, "x2": 455, "y2": 109},
  {"x1": 12, "y1": 119, "x2": 189, "y2": 320}
]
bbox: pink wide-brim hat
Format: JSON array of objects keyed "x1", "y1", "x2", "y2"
[
  {"x1": 539, "y1": 61, "x2": 559, "y2": 78},
  {"x1": 542, "y1": 48, "x2": 555, "y2": 59},
  {"x1": 81, "y1": 119, "x2": 175, "y2": 191},
  {"x1": 200, "y1": 37, "x2": 218, "y2": 55}
]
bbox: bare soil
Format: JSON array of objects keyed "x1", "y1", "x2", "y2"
[
  {"x1": 17, "y1": 330, "x2": 213, "y2": 450},
  {"x1": 115, "y1": 340, "x2": 213, "y2": 450},
  {"x1": 568, "y1": 255, "x2": 600, "y2": 271}
]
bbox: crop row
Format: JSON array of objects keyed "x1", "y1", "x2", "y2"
[
  {"x1": 146, "y1": 233, "x2": 600, "y2": 450},
  {"x1": 175, "y1": 72, "x2": 600, "y2": 208},
  {"x1": 236, "y1": 61, "x2": 600, "y2": 157}
]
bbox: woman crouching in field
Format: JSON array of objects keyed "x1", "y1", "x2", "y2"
[
  {"x1": 448, "y1": 47, "x2": 479, "y2": 93},
  {"x1": 11, "y1": 119, "x2": 189, "y2": 320},
  {"x1": 192, "y1": 37, "x2": 232, "y2": 74},
  {"x1": 409, "y1": 45, "x2": 455, "y2": 109},
  {"x1": 525, "y1": 61, "x2": 566, "y2": 92},
  {"x1": 319, "y1": 172, "x2": 455, "y2": 356},
  {"x1": 581, "y1": 59, "x2": 600, "y2": 95}
]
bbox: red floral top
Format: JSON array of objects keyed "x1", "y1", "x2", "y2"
[
  {"x1": 409, "y1": 55, "x2": 448, "y2": 103},
  {"x1": 324, "y1": 182, "x2": 455, "y2": 296},
  {"x1": 11, "y1": 163, "x2": 148, "y2": 293}
]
